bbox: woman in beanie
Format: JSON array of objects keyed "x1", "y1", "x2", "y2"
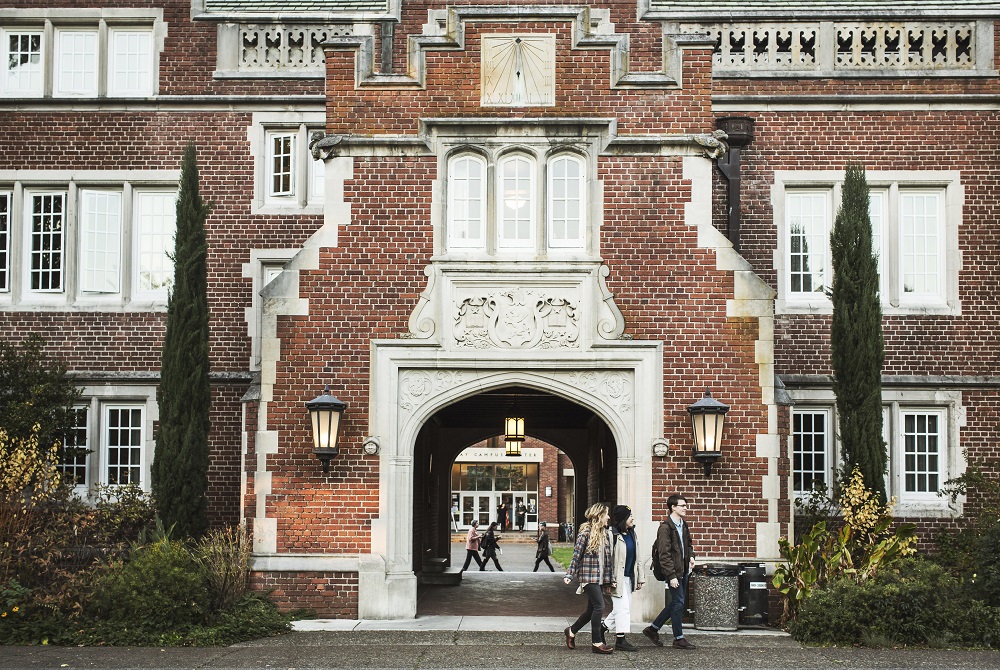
[
  {"x1": 563, "y1": 503, "x2": 615, "y2": 654},
  {"x1": 603, "y1": 505, "x2": 644, "y2": 651},
  {"x1": 460, "y1": 519, "x2": 485, "y2": 571}
]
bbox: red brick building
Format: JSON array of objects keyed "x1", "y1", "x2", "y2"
[{"x1": 1, "y1": 0, "x2": 997, "y2": 620}]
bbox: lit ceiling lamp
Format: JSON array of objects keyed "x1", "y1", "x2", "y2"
[{"x1": 504, "y1": 404, "x2": 524, "y2": 457}]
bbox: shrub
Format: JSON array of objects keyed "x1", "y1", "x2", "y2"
[
  {"x1": 87, "y1": 536, "x2": 211, "y2": 633},
  {"x1": 792, "y1": 557, "x2": 1000, "y2": 648},
  {"x1": 196, "y1": 525, "x2": 252, "y2": 612}
]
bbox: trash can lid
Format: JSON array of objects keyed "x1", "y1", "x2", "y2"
[{"x1": 695, "y1": 563, "x2": 740, "y2": 576}]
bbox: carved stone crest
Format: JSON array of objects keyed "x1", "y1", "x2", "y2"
[{"x1": 454, "y1": 289, "x2": 580, "y2": 349}]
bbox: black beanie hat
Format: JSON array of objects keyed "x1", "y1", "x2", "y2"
[{"x1": 613, "y1": 505, "x2": 631, "y2": 525}]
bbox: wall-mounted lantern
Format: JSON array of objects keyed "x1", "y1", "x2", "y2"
[
  {"x1": 305, "y1": 385, "x2": 347, "y2": 473},
  {"x1": 687, "y1": 390, "x2": 729, "y2": 477}
]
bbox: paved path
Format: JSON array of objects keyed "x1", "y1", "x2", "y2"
[{"x1": 3, "y1": 629, "x2": 998, "y2": 670}]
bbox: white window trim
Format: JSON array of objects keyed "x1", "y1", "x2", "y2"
[
  {"x1": 0, "y1": 169, "x2": 179, "y2": 311},
  {"x1": 436, "y1": 140, "x2": 599, "y2": 261},
  {"x1": 791, "y1": 406, "x2": 833, "y2": 498},
  {"x1": 53, "y1": 27, "x2": 99, "y2": 98},
  {"x1": 0, "y1": 9, "x2": 163, "y2": 99},
  {"x1": 107, "y1": 27, "x2": 154, "y2": 98},
  {"x1": 59, "y1": 384, "x2": 159, "y2": 497},
  {"x1": 132, "y1": 188, "x2": 177, "y2": 303},
  {"x1": 786, "y1": 387, "x2": 967, "y2": 517},
  {"x1": 22, "y1": 188, "x2": 67, "y2": 302},
  {"x1": 773, "y1": 170, "x2": 962, "y2": 316},
  {"x1": 1, "y1": 28, "x2": 45, "y2": 97},
  {"x1": 0, "y1": 190, "x2": 10, "y2": 292},
  {"x1": 546, "y1": 153, "x2": 587, "y2": 249},
  {"x1": 251, "y1": 112, "x2": 326, "y2": 215},
  {"x1": 446, "y1": 152, "x2": 487, "y2": 249},
  {"x1": 496, "y1": 152, "x2": 537, "y2": 250}
]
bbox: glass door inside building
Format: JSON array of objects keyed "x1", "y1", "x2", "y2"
[{"x1": 460, "y1": 494, "x2": 492, "y2": 528}]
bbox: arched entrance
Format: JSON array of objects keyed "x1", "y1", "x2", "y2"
[
  {"x1": 361, "y1": 341, "x2": 664, "y2": 621},
  {"x1": 412, "y1": 387, "x2": 618, "y2": 584}
]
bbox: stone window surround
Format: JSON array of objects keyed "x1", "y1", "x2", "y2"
[
  {"x1": 786, "y1": 386, "x2": 966, "y2": 518},
  {"x1": 60, "y1": 382, "x2": 160, "y2": 498},
  {"x1": 0, "y1": 8, "x2": 165, "y2": 99},
  {"x1": 772, "y1": 169, "x2": 962, "y2": 316},
  {"x1": 0, "y1": 169, "x2": 179, "y2": 311},
  {"x1": 250, "y1": 111, "x2": 327, "y2": 216}
]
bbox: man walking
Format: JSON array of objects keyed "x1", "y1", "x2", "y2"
[{"x1": 643, "y1": 494, "x2": 696, "y2": 649}]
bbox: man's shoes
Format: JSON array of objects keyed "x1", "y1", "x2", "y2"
[
  {"x1": 642, "y1": 626, "x2": 663, "y2": 647},
  {"x1": 615, "y1": 636, "x2": 639, "y2": 652},
  {"x1": 591, "y1": 643, "x2": 614, "y2": 654},
  {"x1": 673, "y1": 637, "x2": 695, "y2": 649},
  {"x1": 563, "y1": 627, "x2": 575, "y2": 650},
  {"x1": 600, "y1": 622, "x2": 609, "y2": 644}
]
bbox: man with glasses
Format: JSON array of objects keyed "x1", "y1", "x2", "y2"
[{"x1": 643, "y1": 494, "x2": 696, "y2": 649}]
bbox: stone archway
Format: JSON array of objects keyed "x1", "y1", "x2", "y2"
[{"x1": 359, "y1": 341, "x2": 664, "y2": 620}]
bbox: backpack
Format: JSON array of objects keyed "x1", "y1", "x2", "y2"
[{"x1": 650, "y1": 523, "x2": 666, "y2": 581}]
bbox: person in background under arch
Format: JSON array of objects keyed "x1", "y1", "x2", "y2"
[
  {"x1": 603, "y1": 505, "x2": 644, "y2": 651},
  {"x1": 460, "y1": 520, "x2": 484, "y2": 572},
  {"x1": 480, "y1": 521, "x2": 504, "y2": 571},
  {"x1": 563, "y1": 503, "x2": 615, "y2": 654},
  {"x1": 515, "y1": 501, "x2": 527, "y2": 531},
  {"x1": 533, "y1": 521, "x2": 555, "y2": 572}
]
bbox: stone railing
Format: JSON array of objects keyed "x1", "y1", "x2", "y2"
[
  {"x1": 215, "y1": 23, "x2": 353, "y2": 77},
  {"x1": 680, "y1": 20, "x2": 995, "y2": 77}
]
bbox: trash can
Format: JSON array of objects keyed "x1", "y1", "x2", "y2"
[
  {"x1": 692, "y1": 563, "x2": 739, "y2": 631},
  {"x1": 738, "y1": 563, "x2": 769, "y2": 627}
]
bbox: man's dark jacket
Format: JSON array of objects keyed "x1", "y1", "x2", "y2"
[{"x1": 655, "y1": 517, "x2": 694, "y2": 582}]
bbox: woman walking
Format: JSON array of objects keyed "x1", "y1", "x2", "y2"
[
  {"x1": 533, "y1": 521, "x2": 555, "y2": 572},
  {"x1": 460, "y1": 519, "x2": 485, "y2": 572},
  {"x1": 562, "y1": 503, "x2": 615, "y2": 654},
  {"x1": 603, "y1": 505, "x2": 644, "y2": 651},
  {"x1": 480, "y1": 521, "x2": 504, "y2": 571}
]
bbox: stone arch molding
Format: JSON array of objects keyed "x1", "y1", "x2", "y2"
[{"x1": 362, "y1": 342, "x2": 663, "y2": 619}]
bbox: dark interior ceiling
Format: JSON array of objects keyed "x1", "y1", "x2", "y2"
[{"x1": 429, "y1": 385, "x2": 597, "y2": 431}]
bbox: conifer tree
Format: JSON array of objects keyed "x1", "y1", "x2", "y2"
[
  {"x1": 830, "y1": 163, "x2": 886, "y2": 502},
  {"x1": 152, "y1": 143, "x2": 211, "y2": 538}
]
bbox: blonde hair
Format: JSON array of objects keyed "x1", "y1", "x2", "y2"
[{"x1": 583, "y1": 503, "x2": 609, "y2": 554}]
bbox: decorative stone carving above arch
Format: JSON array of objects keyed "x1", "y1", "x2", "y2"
[{"x1": 406, "y1": 261, "x2": 626, "y2": 349}]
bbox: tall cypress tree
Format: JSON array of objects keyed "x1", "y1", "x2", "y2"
[
  {"x1": 830, "y1": 163, "x2": 886, "y2": 502},
  {"x1": 152, "y1": 143, "x2": 211, "y2": 538}
]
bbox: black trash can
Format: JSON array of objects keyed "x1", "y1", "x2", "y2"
[
  {"x1": 692, "y1": 563, "x2": 739, "y2": 631},
  {"x1": 738, "y1": 563, "x2": 769, "y2": 627}
]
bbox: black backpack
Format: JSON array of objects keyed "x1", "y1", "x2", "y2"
[{"x1": 650, "y1": 523, "x2": 667, "y2": 581}]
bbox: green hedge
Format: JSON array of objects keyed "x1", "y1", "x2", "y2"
[{"x1": 791, "y1": 558, "x2": 1000, "y2": 648}]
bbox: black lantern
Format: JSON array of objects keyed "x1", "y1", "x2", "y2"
[
  {"x1": 687, "y1": 390, "x2": 729, "y2": 477},
  {"x1": 305, "y1": 385, "x2": 347, "y2": 473}
]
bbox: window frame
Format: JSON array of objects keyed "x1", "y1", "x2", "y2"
[
  {"x1": 791, "y1": 407, "x2": 833, "y2": 497},
  {"x1": 446, "y1": 152, "x2": 487, "y2": 249},
  {"x1": 78, "y1": 188, "x2": 123, "y2": 295},
  {"x1": 440, "y1": 143, "x2": 596, "y2": 258},
  {"x1": 785, "y1": 387, "x2": 965, "y2": 516},
  {"x1": 252, "y1": 115, "x2": 326, "y2": 214},
  {"x1": 132, "y1": 188, "x2": 177, "y2": 302},
  {"x1": 1, "y1": 28, "x2": 45, "y2": 97},
  {"x1": 774, "y1": 170, "x2": 961, "y2": 315},
  {"x1": 546, "y1": 153, "x2": 586, "y2": 249},
  {"x1": 1, "y1": 172, "x2": 179, "y2": 309},
  {"x1": 0, "y1": 190, "x2": 10, "y2": 292},
  {"x1": 496, "y1": 152, "x2": 537, "y2": 250},
  {"x1": 53, "y1": 27, "x2": 99, "y2": 97},
  {"x1": 0, "y1": 10, "x2": 161, "y2": 100},
  {"x1": 107, "y1": 26, "x2": 154, "y2": 98}
]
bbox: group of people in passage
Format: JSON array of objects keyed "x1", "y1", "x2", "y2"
[
  {"x1": 461, "y1": 493, "x2": 697, "y2": 654},
  {"x1": 563, "y1": 494, "x2": 695, "y2": 653},
  {"x1": 494, "y1": 501, "x2": 529, "y2": 532}
]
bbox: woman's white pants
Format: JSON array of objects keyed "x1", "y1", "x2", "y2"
[{"x1": 603, "y1": 576, "x2": 632, "y2": 634}]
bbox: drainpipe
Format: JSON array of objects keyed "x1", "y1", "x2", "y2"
[{"x1": 714, "y1": 117, "x2": 755, "y2": 254}]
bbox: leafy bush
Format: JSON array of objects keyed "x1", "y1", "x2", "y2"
[
  {"x1": 773, "y1": 467, "x2": 916, "y2": 621},
  {"x1": 87, "y1": 536, "x2": 211, "y2": 632},
  {"x1": 792, "y1": 557, "x2": 1000, "y2": 648}
]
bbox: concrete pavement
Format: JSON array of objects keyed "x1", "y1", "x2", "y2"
[{"x1": 2, "y1": 629, "x2": 998, "y2": 669}]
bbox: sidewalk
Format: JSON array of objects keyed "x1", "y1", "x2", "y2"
[{"x1": 3, "y1": 628, "x2": 998, "y2": 670}]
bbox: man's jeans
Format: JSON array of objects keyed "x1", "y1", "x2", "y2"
[{"x1": 651, "y1": 573, "x2": 688, "y2": 638}]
